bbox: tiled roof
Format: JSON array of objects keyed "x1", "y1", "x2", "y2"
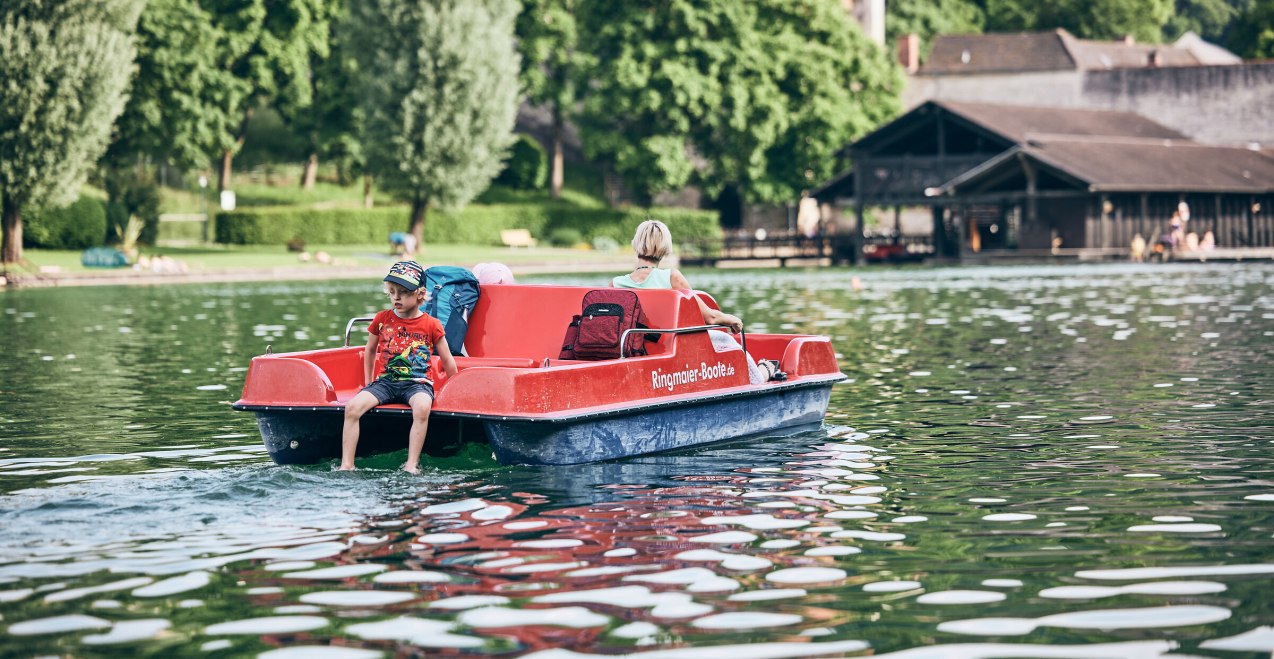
[
  {"x1": 937, "y1": 100, "x2": 1187, "y2": 142},
  {"x1": 922, "y1": 31, "x2": 1076, "y2": 74},
  {"x1": 920, "y1": 29, "x2": 1210, "y2": 75},
  {"x1": 945, "y1": 137, "x2": 1274, "y2": 193}
]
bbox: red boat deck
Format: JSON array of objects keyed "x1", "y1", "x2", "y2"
[{"x1": 237, "y1": 285, "x2": 839, "y2": 419}]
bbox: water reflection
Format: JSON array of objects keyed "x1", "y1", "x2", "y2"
[{"x1": 1, "y1": 263, "x2": 1273, "y2": 656}]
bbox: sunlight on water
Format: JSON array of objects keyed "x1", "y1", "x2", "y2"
[{"x1": 1, "y1": 263, "x2": 1272, "y2": 656}]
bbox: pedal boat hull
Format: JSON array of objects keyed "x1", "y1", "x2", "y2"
[{"x1": 232, "y1": 285, "x2": 846, "y2": 466}]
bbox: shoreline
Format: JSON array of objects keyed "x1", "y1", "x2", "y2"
[{"x1": 1, "y1": 258, "x2": 635, "y2": 289}]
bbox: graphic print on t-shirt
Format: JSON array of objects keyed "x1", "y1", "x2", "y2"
[{"x1": 371, "y1": 312, "x2": 442, "y2": 383}]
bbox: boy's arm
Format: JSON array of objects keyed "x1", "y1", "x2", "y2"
[
  {"x1": 363, "y1": 333, "x2": 378, "y2": 385},
  {"x1": 436, "y1": 337, "x2": 458, "y2": 378}
]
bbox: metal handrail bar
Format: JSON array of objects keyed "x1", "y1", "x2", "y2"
[
  {"x1": 620, "y1": 323, "x2": 745, "y2": 358},
  {"x1": 344, "y1": 316, "x2": 376, "y2": 347}
]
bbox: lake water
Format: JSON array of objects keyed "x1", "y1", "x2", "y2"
[{"x1": 1, "y1": 262, "x2": 1273, "y2": 658}]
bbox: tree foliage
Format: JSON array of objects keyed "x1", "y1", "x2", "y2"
[
  {"x1": 516, "y1": 0, "x2": 578, "y2": 110},
  {"x1": 0, "y1": 0, "x2": 143, "y2": 264},
  {"x1": 575, "y1": 0, "x2": 901, "y2": 205},
  {"x1": 347, "y1": 0, "x2": 520, "y2": 240},
  {"x1": 201, "y1": 0, "x2": 339, "y2": 188},
  {"x1": 984, "y1": 0, "x2": 1175, "y2": 43},
  {"x1": 887, "y1": 0, "x2": 985, "y2": 55},
  {"x1": 515, "y1": 0, "x2": 579, "y2": 198},
  {"x1": 109, "y1": 0, "x2": 246, "y2": 171},
  {"x1": 1228, "y1": 0, "x2": 1274, "y2": 58},
  {"x1": 1167, "y1": 0, "x2": 1243, "y2": 41}
]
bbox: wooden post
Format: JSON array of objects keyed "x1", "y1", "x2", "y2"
[
  {"x1": 852, "y1": 159, "x2": 864, "y2": 265},
  {"x1": 1146, "y1": 192, "x2": 1156, "y2": 243},
  {"x1": 1100, "y1": 194, "x2": 1111, "y2": 249}
]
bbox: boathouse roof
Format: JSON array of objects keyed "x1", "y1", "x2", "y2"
[
  {"x1": 813, "y1": 100, "x2": 1187, "y2": 202},
  {"x1": 938, "y1": 136, "x2": 1274, "y2": 195}
]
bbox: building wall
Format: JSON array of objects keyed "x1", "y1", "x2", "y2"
[
  {"x1": 1080, "y1": 63, "x2": 1274, "y2": 145},
  {"x1": 904, "y1": 62, "x2": 1274, "y2": 146},
  {"x1": 903, "y1": 71, "x2": 1083, "y2": 110}
]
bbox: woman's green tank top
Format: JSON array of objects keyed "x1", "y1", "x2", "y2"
[{"x1": 612, "y1": 268, "x2": 673, "y2": 289}]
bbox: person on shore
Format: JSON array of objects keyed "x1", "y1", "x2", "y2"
[
  {"x1": 612, "y1": 219, "x2": 782, "y2": 383},
  {"x1": 389, "y1": 232, "x2": 417, "y2": 257},
  {"x1": 1130, "y1": 233, "x2": 1147, "y2": 262},
  {"x1": 1201, "y1": 229, "x2": 1216, "y2": 250},
  {"x1": 340, "y1": 260, "x2": 457, "y2": 474}
]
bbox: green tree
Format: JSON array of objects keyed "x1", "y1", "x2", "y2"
[
  {"x1": 515, "y1": 0, "x2": 578, "y2": 198},
  {"x1": 1166, "y1": 0, "x2": 1243, "y2": 41},
  {"x1": 576, "y1": 0, "x2": 901, "y2": 205},
  {"x1": 0, "y1": 0, "x2": 143, "y2": 266},
  {"x1": 204, "y1": 0, "x2": 337, "y2": 191},
  {"x1": 887, "y1": 0, "x2": 985, "y2": 56},
  {"x1": 1228, "y1": 0, "x2": 1274, "y2": 58},
  {"x1": 109, "y1": 0, "x2": 247, "y2": 172},
  {"x1": 272, "y1": 0, "x2": 347, "y2": 191},
  {"x1": 984, "y1": 0, "x2": 1175, "y2": 43},
  {"x1": 348, "y1": 0, "x2": 520, "y2": 245}
]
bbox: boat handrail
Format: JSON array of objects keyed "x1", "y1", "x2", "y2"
[
  {"x1": 344, "y1": 316, "x2": 376, "y2": 347},
  {"x1": 620, "y1": 324, "x2": 745, "y2": 358}
]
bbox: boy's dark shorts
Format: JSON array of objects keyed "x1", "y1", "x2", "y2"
[{"x1": 362, "y1": 379, "x2": 435, "y2": 406}]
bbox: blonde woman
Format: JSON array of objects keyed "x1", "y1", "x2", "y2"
[{"x1": 612, "y1": 220, "x2": 781, "y2": 382}]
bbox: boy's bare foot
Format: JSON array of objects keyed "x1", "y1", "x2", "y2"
[
  {"x1": 403, "y1": 463, "x2": 421, "y2": 474},
  {"x1": 337, "y1": 463, "x2": 356, "y2": 471}
]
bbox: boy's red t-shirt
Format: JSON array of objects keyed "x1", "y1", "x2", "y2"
[{"x1": 368, "y1": 309, "x2": 445, "y2": 383}]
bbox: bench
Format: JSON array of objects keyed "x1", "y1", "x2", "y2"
[{"x1": 500, "y1": 228, "x2": 537, "y2": 248}]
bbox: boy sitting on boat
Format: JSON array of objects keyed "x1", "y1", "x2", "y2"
[{"x1": 340, "y1": 260, "x2": 458, "y2": 473}]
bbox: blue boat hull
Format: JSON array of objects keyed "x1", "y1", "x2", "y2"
[
  {"x1": 485, "y1": 382, "x2": 835, "y2": 465},
  {"x1": 241, "y1": 380, "x2": 838, "y2": 466}
]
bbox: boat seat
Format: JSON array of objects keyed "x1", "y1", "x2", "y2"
[
  {"x1": 454, "y1": 357, "x2": 538, "y2": 369},
  {"x1": 463, "y1": 285, "x2": 701, "y2": 361}
]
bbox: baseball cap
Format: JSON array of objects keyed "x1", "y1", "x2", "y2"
[{"x1": 384, "y1": 260, "x2": 424, "y2": 291}]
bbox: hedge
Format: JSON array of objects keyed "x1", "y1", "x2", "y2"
[
  {"x1": 215, "y1": 204, "x2": 721, "y2": 247},
  {"x1": 24, "y1": 195, "x2": 108, "y2": 250}
]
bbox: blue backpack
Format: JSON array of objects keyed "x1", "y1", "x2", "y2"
[{"x1": 422, "y1": 266, "x2": 481, "y2": 356}]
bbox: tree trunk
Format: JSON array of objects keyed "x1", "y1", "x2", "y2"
[
  {"x1": 363, "y1": 174, "x2": 374, "y2": 208},
  {"x1": 219, "y1": 149, "x2": 234, "y2": 191},
  {"x1": 218, "y1": 107, "x2": 254, "y2": 191},
  {"x1": 1, "y1": 196, "x2": 22, "y2": 267},
  {"x1": 301, "y1": 152, "x2": 318, "y2": 190},
  {"x1": 409, "y1": 197, "x2": 427, "y2": 247},
  {"x1": 550, "y1": 103, "x2": 564, "y2": 199}
]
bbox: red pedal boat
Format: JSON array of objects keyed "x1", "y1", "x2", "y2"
[{"x1": 233, "y1": 284, "x2": 846, "y2": 466}]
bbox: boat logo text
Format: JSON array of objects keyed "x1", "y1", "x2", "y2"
[{"x1": 651, "y1": 361, "x2": 737, "y2": 392}]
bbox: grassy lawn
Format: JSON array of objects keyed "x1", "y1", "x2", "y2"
[{"x1": 22, "y1": 243, "x2": 627, "y2": 275}]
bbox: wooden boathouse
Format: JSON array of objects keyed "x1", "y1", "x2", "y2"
[{"x1": 812, "y1": 100, "x2": 1274, "y2": 261}]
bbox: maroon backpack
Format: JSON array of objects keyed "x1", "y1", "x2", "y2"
[{"x1": 559, "y1": 289, "x2": 658, "y2": 360}]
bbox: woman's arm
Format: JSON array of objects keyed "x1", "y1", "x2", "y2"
[{"x1": 672, "y1": 269, "x2": 743, "y2": 333}]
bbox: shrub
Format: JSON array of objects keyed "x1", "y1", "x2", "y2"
[
  {"x1": 547, "y1": 227, "x2": 584, "y2": 247},
  {"x1": 103, "y1": 169, "x2": 161, "y2": 245},
  {"x1": 214, "y1": 203, "x2": 722, "y2": 247},
  {"x1": 495, "y1": 134, "x2": 548, "y2": 190},
  {"x1": 591, "y1": 235, "x2": 620, "y2": 252},
  {"x1": 24, "y1": 195, "x2": 108, "y2": 249}
]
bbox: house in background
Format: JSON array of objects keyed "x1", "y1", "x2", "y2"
[
  {"x1": 904, "y1": 28, "x2": 1271, "y2": 147},
  {"x1": 810, "y1": 29, "x2": 1274, "y2": 262}
]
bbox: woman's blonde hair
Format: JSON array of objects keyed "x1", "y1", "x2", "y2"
[{"x1": 631, "y1": 219, "x2": 672, "y2": 262}]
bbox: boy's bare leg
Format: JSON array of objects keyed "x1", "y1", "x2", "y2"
[
  {"x1": 403, "y1": 392, "x2": 434, "y2": 474},
  {"x1": 340, "y1": 391, "x2": 381, "y2": 470}
]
